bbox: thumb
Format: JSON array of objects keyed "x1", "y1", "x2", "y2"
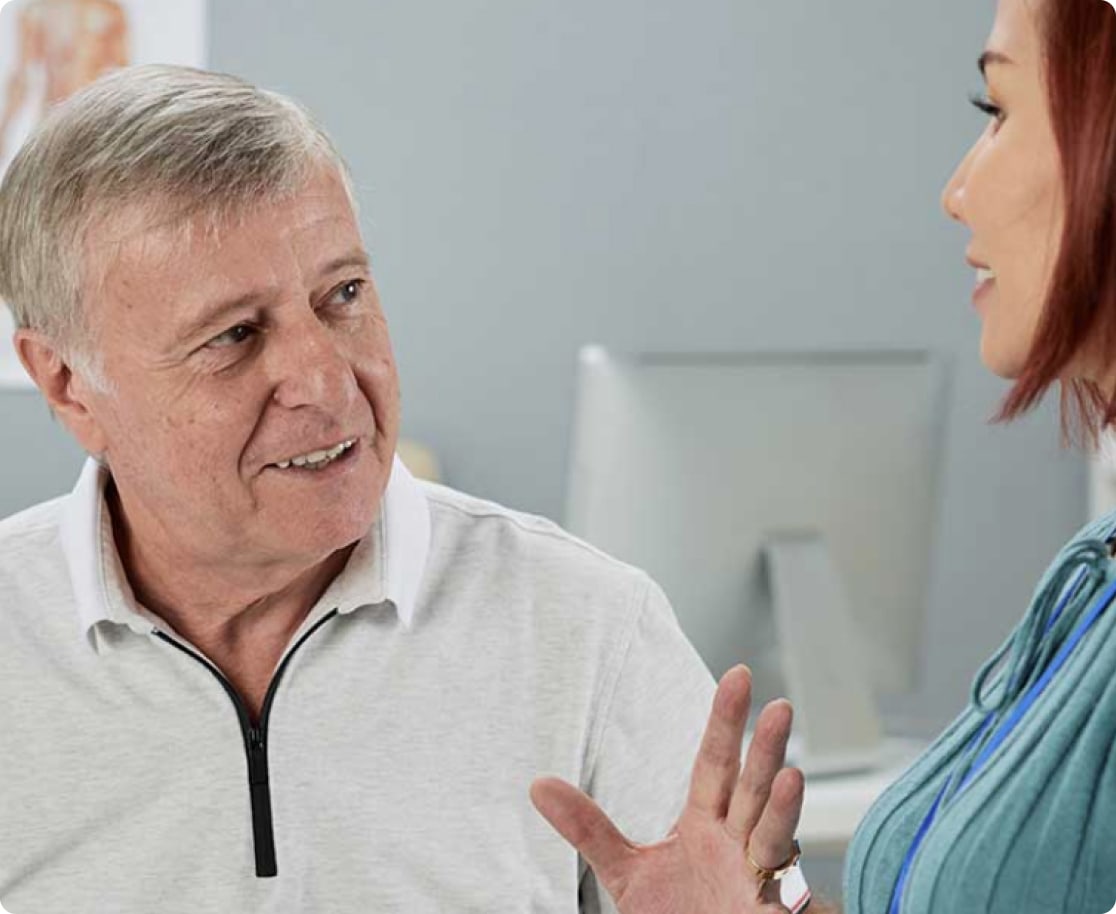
[{"x1": 529, "y1": 777, "x2": 636, "y2": 892}]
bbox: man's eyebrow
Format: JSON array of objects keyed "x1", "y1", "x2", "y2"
[
  {"x1": 174, "y1": 250, "x2": 371, "y2": 345},
  {"x1": 317, "y1": 249, "x2": 372, "y2": 276},
  {"x1": 175, "y1": 289, "x2": 274, "y2": 345},
  {"x1": 978, "y1": 50, "x2": 1015, "y2": 79}
]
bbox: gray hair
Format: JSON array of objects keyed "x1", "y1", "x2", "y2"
[{"x1": 0, "y1": 64, "x2": 356, "y2": 388}]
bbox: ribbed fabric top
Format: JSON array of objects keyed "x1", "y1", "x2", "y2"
[{"x1": 844, "y1": 511, "x2": 1116, "y2": 914}]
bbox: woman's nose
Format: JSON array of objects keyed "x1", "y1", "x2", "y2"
[
  {"x1": 941, "y1": 166, "x2": 966, "y2": 224},
  {"x1": 941, "y1": 143, "x2": 976, "y2": 224}
]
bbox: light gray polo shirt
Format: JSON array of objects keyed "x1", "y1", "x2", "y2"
[{"x1": 0, "y1": 454, "x2": 727, "y2": 913}]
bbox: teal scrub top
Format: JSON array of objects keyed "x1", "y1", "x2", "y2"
[{"x1": 843, "y1": 510, "x2": 1116, "y2": 914}]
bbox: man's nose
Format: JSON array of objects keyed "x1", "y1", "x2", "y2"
[{"x1": 268, "y1": 309, "x2": 356, "y2": 411}]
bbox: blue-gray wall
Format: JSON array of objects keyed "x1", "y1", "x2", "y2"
[
  {"x1": 2, "y1": 0, "x2": 1086, "y2": 742},
  {"x1": 206, "y1": 0, "x2": 1086, "y2": 734}
]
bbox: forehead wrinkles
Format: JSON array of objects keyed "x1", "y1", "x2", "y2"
[
  {"x1": 81, "y1": 204, "x2": 186, "y2": 318},
  {"x1": 86, "y1": 198, "x2": 280, "y2": 300},
  {"x1": 83, "y1": 176, "x2": 362, "y2": 312}
]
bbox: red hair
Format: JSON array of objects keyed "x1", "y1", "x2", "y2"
[{"x1": 995, "y1": 0, "x2": 1116, "y2": 445}]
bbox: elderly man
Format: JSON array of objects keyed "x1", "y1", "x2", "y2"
[{"x1": 0, "y1": 65, "x2": 810, "y2": 913}]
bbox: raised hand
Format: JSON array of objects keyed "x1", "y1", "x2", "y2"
[{"x1": 531, "y1": 665, "x2": 805, "y2": 914}]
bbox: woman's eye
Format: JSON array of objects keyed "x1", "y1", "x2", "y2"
[
  {"x1": 968, "y1": 92, "x2": 1004, "y2": 125},
  {"x1": 208, "y1": 324, "x2": 257, "y2": 348}
]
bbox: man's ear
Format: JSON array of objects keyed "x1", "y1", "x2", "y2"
[{"x1": 14, "y1": 328, "x2": 109, "y2": 457}]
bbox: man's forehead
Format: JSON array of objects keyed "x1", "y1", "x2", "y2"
[
  {"x1": 87, "y1": 183, "x2": 363, "y2": 290},
  {"x1": 77, "y1": 186, "x2": 368, "y2": 353}
]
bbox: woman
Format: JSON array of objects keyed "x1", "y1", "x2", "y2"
[{"x1": 532, "y1": 0, "x2": 1116, "y2": 911}]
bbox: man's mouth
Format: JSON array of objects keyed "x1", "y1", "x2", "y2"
[{"x1": 271, "y1": 438, "x2": 357, "y2": 471}]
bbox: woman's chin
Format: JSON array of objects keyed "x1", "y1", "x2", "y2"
[{"x1": 979, "y1": 333, "x2": 1027, "y2": 381}]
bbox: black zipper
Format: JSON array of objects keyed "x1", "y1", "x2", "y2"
[{"x1": 154, "y1": 607, "x2": 341, "y2": 878}]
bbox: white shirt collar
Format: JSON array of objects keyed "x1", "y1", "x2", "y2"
[{"x1": 59, "y1": 454, "x2": 432, "y2": 652}]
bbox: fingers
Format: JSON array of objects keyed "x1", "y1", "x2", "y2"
[
  {"x1": 529, "y1": 777, "x2": 636, "y2": 891},
  {"x1": 685, "y1": 664, "x2": 754, "y2": 819},
  {"x1": 724, "y1": 698, "x2": 793, "y2": 839},
  {"x1": 747, "y1": 766, "x2": 806, "y2": 903}
]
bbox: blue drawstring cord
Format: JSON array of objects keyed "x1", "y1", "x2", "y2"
[
  {"x1": 973, "y1": 539, "x2": 1108, "y2": 711},
  {"x1": 937, "y1": 539, "x2": 1111, "y2": 805}
]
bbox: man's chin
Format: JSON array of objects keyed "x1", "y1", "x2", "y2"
[
  {"x1": 313, "y1": 502, "x2": 380, "y2": 549},
  {"x1": 268, "y1": 516, "x2": 374, "y2": 573}
]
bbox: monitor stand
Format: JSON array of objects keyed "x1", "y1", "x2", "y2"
[{"x1": 762, "y1": 532, "x2": 885, "y2": 776}]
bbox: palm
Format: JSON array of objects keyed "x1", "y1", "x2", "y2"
[
  {"x1": 531, "y1": 666, "x2": 804, "y2": 914},
  {"x1": 611, "y1": 823, "x2": 770, "y2": 913}
]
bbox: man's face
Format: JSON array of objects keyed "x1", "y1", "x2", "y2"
[{"x1": 78, "y1": 167, "x2": 400, "y2": 570}]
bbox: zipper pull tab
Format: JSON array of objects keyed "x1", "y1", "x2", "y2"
[{"x1": 247, "y1": 726, "x2": 268, "y2": 784}]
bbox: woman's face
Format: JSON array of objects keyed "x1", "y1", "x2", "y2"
[{"x1": 941, "y1": 0, "x2": 1064, "y2": 380}]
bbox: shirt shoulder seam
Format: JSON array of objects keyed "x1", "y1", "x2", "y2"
[{"x1": 422, "y1": 488, "x2": 639, "y2": 572}]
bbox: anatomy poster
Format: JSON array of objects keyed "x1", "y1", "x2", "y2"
[{"x1": 0, "y1": 0, "x2": 207, "y2": 386}]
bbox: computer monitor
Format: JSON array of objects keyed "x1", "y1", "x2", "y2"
[{"x1": 564, "y1": 347, "x2": 951, "y2": 772}]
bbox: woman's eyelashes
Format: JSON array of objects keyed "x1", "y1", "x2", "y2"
[{"x1": 968, "y1": 91, "x2": 1005, "y2": 126}]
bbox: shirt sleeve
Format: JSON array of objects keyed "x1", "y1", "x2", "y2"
[
  {"x1": 577, "y1": 574, "x2": 811, "y2": 914},
  {"x1": 577, "y1": 574, "x2": 712, "y2": 913}
]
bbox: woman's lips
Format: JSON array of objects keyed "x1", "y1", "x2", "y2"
[{"x1": 973, "y1": 277, "x2": 995, "y2": 310}]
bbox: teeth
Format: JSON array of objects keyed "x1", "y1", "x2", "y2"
[
  {"x1": 273, "y1": 438, "x2": 355, "y2": 471},
  {"x1": 977, "y1": 267, "x2": 996, "y2": 283}
]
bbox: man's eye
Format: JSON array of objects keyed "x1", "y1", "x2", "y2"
[
  {"x1": 328, "y1": 279, "x2": 366, "y2": 308},
  {"x1": 208, "y1": 324, "x2": 257, "y2": 348}
]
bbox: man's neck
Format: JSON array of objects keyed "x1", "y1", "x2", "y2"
[{"x1": 104, "y1": 479, "x2": 355, "y2": 706}]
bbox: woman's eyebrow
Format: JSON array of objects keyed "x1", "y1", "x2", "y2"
[{"x1": 978, "y1": 50, "x2": 1015, "y2": 79}]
